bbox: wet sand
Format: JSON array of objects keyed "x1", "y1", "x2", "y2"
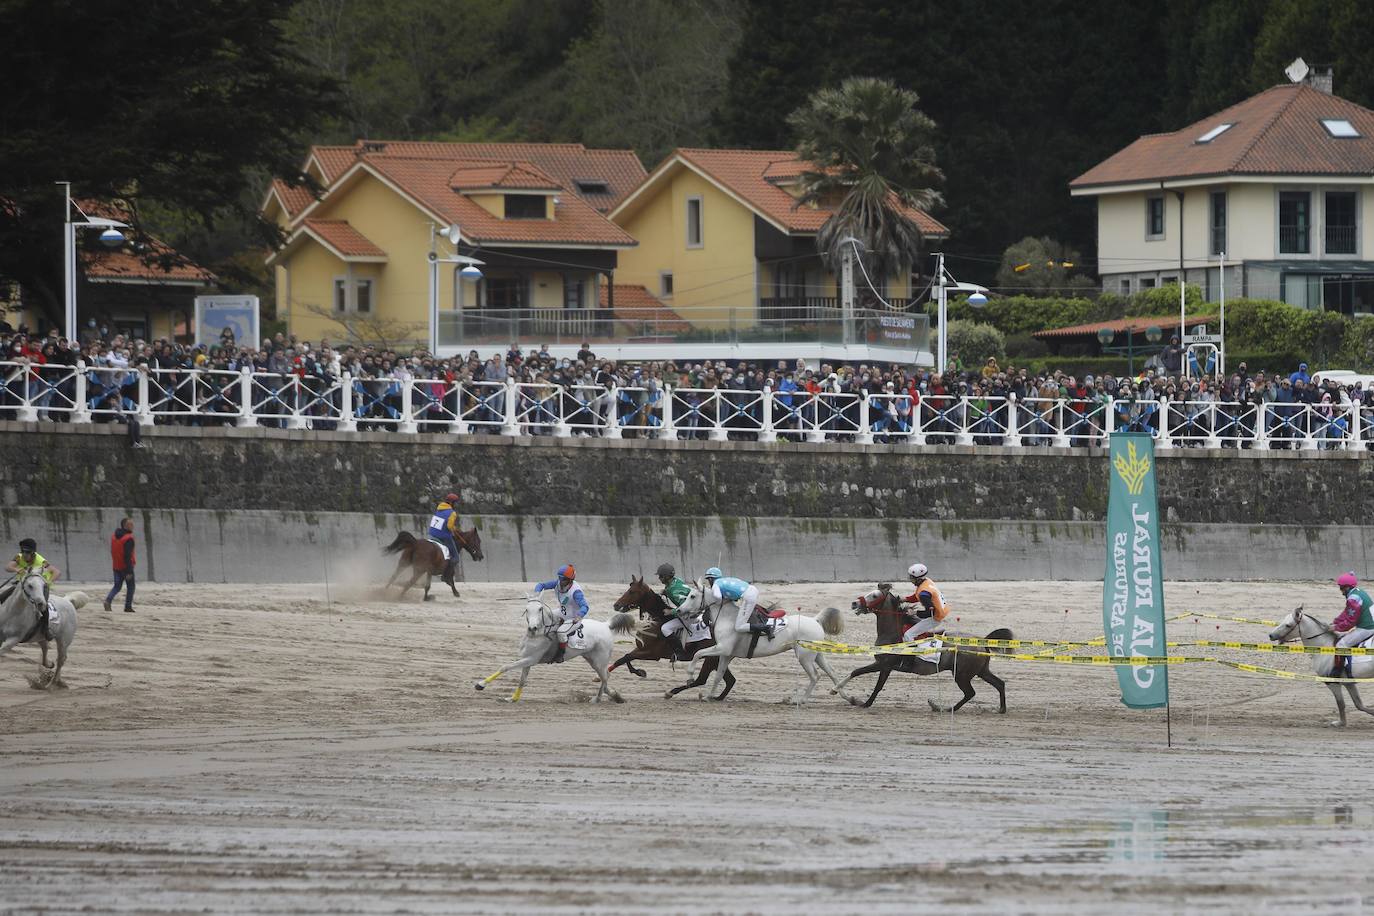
[{"x1": 1, "y1": 578, "x2": 1370, "y2": 914}]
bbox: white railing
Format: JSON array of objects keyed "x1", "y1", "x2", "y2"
[{"x1": 1, "y1": 359, "x2": 1369, "y2": 452}]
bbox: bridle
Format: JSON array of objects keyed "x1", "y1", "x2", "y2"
[
  {"x1": 1271, "y1": 609, "x2": 1332, "y2": 644},
  {"x1": 614, "y1": 581, "x2": 669, "y2": 620},
  {"x1": 854, "y1": 587, "x2": 910, "y2": 618},
  {"x1": 20, "y1": 572, "x2": 48, "y2": 609}
]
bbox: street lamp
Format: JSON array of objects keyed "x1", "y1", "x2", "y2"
[
  {"x1": 59, "y1": 181, "x2": 130, "y2": 342},
  {"x1": 428, "y1": 223, "x2": 484, "y2": 354},
  {"x1": 931, "y1": 252, "x2": 989, "y2": 373}
]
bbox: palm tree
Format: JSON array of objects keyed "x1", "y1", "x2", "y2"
[{"x1": 787, "y1": 77, "x2": 943, "y2": 302}]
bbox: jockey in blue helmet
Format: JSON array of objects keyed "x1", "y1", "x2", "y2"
[
  {"x1": 533, "y1": 564, "x2": 590, "y2": 663},
  {"x1": 427, "y1": 493, "x2": 461, "y2": 583},
  {"x1": 704, "y1": 567, "x2": 768, "y2": 637}
]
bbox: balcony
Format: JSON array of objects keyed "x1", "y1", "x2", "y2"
[
  {"x1": 1326, "y1": 225, "x2": 1358, "y2": 255},
  {"x1": 1279, "y1": 226, "x2": 1310, "y2": 255}
]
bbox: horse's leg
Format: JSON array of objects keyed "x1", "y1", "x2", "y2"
[
  {"x1": 813, "y1": 653, "x2": 851, "y2": 701},
  {"x1": 422, "y1": 572, "x2": 434, "y2": 602},
  {"x1": 979, "y1": 670, "x2": 1008, "y2": 713},
  {"x1": 510, "y1": 664, "x2": 532, "y2": 703},
  {"x1": 1327, "y1": 683, "x2": 1348, "y2": 727},
  {"x1": 51, "y1": 638, "x2": 67, "y2": 688},
  {"x1": 587, "y1": 646, "x2": 622, "y2": 704},
  {"x1": 384, "y1": 557, "x2": 404, "y2": 589},
  {"x1": 666, "y1": 655, "x2": 713, "y2": 699},
  {"x1": 475, "y1": 652, "x2": 541, "y2": 693},
  {"x1": 862, "y1": 663, "x2": 894, "y2": 708},
  {"x1": 38, "y1": 637, "x2": 51, "y2": 670},
  {"x1": 792, "y1": 649, "x2": 822, "y2": 705},
  {"x1": 704, "y1": 652, "x2": 732, "y2": 701},
  {"x1": 398, "y1": 568, "x2": 423, "y2": 598},
  {"x1": 1344, "y1": 685, "x2": 1374, "y2": 718},
  {"x1": 715, "y1": 665, "x2": 737, "y2": 701},
  {"x1": 932, "y1": 668, "x2": 978, "y2": 713}
]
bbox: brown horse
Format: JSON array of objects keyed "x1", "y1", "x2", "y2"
[
  {"x1": 610, "y1": 575, "x2": 735, "y2": 700},
  {"x1": 829, "y1": 583, "x2": 1011, "y2": 713},
  {"x1": 382, "y1": 529, "x2": 484, "y2": 601}
]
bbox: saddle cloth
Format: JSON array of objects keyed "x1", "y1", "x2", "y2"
[
  {"x1": 425, "y1": 538, "x2": 451, "y2": 562},
  {"x1": 564, "y1": 622, "x2": 590, "y2": 650},
  {"x1": 912, "y1": 637, "x2": 942, "y2": 663},
  {"x1": 663, "y1": 615, "x2": 712, "y2": 643}
]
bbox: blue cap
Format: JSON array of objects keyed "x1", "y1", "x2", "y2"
[{"x1": 705, "y1": 566, "x2": 723, "y2": 580}]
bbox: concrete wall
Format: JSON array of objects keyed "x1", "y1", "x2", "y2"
[{"x1": 3, "y1": 420, "x2": 1371, "y2": 583}]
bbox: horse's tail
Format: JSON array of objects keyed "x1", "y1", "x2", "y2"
[
  {"x1": 609, "y1": 612, "x2": 639, "y2": 637},
  {"x1": 383, "y1": 531, "x2": 416, "y2": 555},
  {"x1": 816, "y1": 606, "x2": 844, "y2": 637},
  {"x1": 983, "y1": 627, "x2": 1014, "y2": 656},
  {"x1": 66, "y1": 591, "x2": 90, "y2": 610}
]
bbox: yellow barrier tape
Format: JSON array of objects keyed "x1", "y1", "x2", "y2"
[
  {"x1": 1180, "y1": 639, "x2": 1374, "y2": 657},
  {"x1": 1214, "y1": 660, "x2": 1374, "y2": 684},
  {"x1": 1167, "y1": 611, "x2": 1279, "y2": 627}
]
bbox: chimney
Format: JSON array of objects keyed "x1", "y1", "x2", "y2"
[{"x1": 1306, "y1": 66, "x2": 1333, "y2": 94}]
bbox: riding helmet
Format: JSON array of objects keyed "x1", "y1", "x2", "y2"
[
  {"x1": 443, "y1": 492, "x2": 459, "y2": 504},
  {"x1": 656, "y1": 563, "x2": 675, "y2": 579},
  {"x1": 18, "y1": 538, "x2": 36, "y2": 552},
  {"x1": 908, "y1": 562, "x2": 928, "y2": 581},
  {"x1": 558, "y1": 564, "x2": 576, "y2": 580}
]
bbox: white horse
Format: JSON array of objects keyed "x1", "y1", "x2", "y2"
[
  {"x1": 473, "y1": 597, "x2": 635, "y2": 703},
  {"x1": 0, "y1": 573, "x2": 87, "y2": 688},
  {"x1": 676, "y1": 583, "x2": 848, "y2": 704},
  {"x1": 1270, "y1": 605, "x2": 1374, "y2": 727}
]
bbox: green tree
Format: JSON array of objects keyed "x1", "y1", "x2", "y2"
[
  {"x1": 787, "y1": 77, "x2": 943, "y2": 285},
  {"x1": 0, "y1": 0, "x2": 339, "y2": 325},
  {"x1": 995, "y1": 237, "x2": 1095, "y2": 295}
]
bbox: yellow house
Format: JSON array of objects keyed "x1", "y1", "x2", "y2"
[
  {"x1": 262, "y1": 141, "x2": 647, "y2": 351},
  {"x1": 608, "y1": 148, "x2": 949, "y2": 329}
]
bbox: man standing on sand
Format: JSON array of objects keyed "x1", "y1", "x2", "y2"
[{"x1": 104, "y1": 517, "x2": 136, "y2": 613}]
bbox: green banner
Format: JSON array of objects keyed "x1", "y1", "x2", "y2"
[{"x1": 1103, "y1": 433, "x2": 1169, "y2": 709}]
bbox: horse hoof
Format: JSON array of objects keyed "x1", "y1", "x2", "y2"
[
  {"x1": 1329, "y1": 720, "x2": 1345, "y2": 728},
  {"x1": 424, "y1": 595, "x2": 436, "y2": 602},
  {"x1": 634, "y1": 669, "x2": 648, "y2": 679},
  {"x1": 43, "y1": 662, "x2": 54, "y2": 670},
  {"x1": 474, "y1": 683, "x2": 485, "y2": 692},
  {"x1": 612, "y1": 694, "x2": 625, "y2": 704}
]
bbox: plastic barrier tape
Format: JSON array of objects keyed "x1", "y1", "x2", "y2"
[
  {"x1": 1181, "y1": 639, "x2": 1374, "y2": 657},
  {"x1": 1214, "y1": 660, "x2": 1374, "y2": 684},
  {"x1": 1167, "y1": 611, "x2": 1279, "y2": 627}
]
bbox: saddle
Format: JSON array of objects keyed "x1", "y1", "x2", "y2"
[{"x1": 425, "y1": 537, "x2": 451, "y2": 562}]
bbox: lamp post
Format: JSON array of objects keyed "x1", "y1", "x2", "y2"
[
  {"x1": 59, "y1": 181, "x2": 129, "y2": 342},
  {"x1": 931, "y1": 252, "x2": 989, "y2": 373},
  {"x1": 427, "y1": 223, "x2": 484, "y2": 354}
]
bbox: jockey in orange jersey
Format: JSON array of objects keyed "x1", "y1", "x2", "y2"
[{"x1": 900, "y1": 563, "x2": 949, "y2": 642}]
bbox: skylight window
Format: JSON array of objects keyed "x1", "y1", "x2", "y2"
[
  {"x1": 1196, "y1": 123, "x2": 1233, "y2": 143},
  {"x1": 1321, "y1": 118, "x2": 1361, "y2": 138}
]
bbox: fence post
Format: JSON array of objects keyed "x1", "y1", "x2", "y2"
[
  {"x1": 71, "y1": 362, "x2": 91, "y2": 424},
  {"x1": 552, "y1": 383, "x2": 573, "y2": 438},
  {"x1": 449, "y1": 382, "x2": 467, "y2": 436},
  {"x1": 1301, "y1": 405, "x2": 1318, "y2": 451},
  {"x1": 286, "y1": 377, "x2": 308, "y2": 430},
  {"x1": 14, "y1": 364, "x2": 37, "y2": 422},
  {"x1": 500, "y1": 379, "x2": 520, "y2": 437},
  {"x1": 657, "y1": 384, "x2": 677, "y2": 441},
  {"x1": 758, "y1": 386, "x2": 777, "y2": 443},
  {"x1": 1052, "y1": 398, "x2": 1071, "y2": 448},
  {"x1": 857, "y1": 393, "x2": 874, "y2": 445},
  {"x1": 709, "y1": 391, "x2": 729, "y2": 441},
  {"x1": 1349, "y1": 401, "x2": 1363, "y2": 452},
  {"x1": 1102, "y1": 397, "x2": 1116, "y2": 446},
  {"x1": 1004, "y1": 394, "x2": 1022, "y2": 448},
  {"x1": 336, "y1": 374, "x2": 356, "y2": 432},
  {"x1": 1253, "y1": 401, "x2": 1268, "y2": 450},
  {"x1": 236, "y1": 368, "x2": 257, "y2": 428},
  {"x1": 603, "y1": 383, "x2": 623, "y2": 439},
  {"x1": 398, "y1": 377, "x2": 418, "y2": 434},
  {"x1": 955, "y1": 396, "x2": 974, "y2": 446},
  {"x1": 1205, "y1": 402, "x2": 1222, "y2": 449},
  {"x1": 1154, "y1": 397, "x2": 1171, "y2": 450},
  {"x1": 806, "y1": 393, "x2": 826, "y2": 443},
  {"x1": 910, "y1": 395, "x2": 926, "y2": 447},
  {"x1": 136, "y1": 366, "x2": 154, "y2": 427}
]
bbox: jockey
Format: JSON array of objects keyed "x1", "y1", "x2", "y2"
[
  {"x1": 656, "y1": 562, "x2": 696, "y2": 651},
  {"x1": 704, "y1": 566, "x2": 768, "y2": 637},
  {"x1": 427, "y1": 493, "x2": 461, "y2": 582},
  {"x1": 900, "y1": 563, "x2": 949, "y2": 642},
  {"x1": 533, "y1": 564, "x2": 589, "y2": 663},
  {"x1": 5, "y1": 538, "x2": 60, "y2": 639},
  {"x1": 1332, "y1": 571, "x2": 1374, "y2": 676}
]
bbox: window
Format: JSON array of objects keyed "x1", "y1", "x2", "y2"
[
  {"x1": 686, "y1": 196, "x2": 703, "y2": 248},
  {"x1": 1326, "y1": 191, "x2": 1358, "y2": 255},
  {"x1": 1146, "y1": 196, "x2": 1165, "y2": 240},
  {"x1": 1141, "y1": 278, "x2": 1157, "y2": 289},
  {"x1": 1162, "y1": 276, "x2": 1178, "y2": 286},
  {"x1": 1210, "y1": 191, "x2": 1227, "y2": 256},
  {"x1": 334, "y1": 278, "x2": 372, "y2": 313},
  {"x1": 504, "y1": 194, "x2": 546, "y2": 219},
  {"x1": 1119, "y1": 278, "x2": 1132, "y2": 295},
  {"x1": 574, "y1": 179, "x2": 609, "y2": 195},
  {"x1": 1279, "y1": 191, "x2": 1311, "y2": 254},
  {"x1": 483, "y1": 276, "x2": 524, "y2": 309},
  {"x1": 660, "y1": 271, "x2": 674, "y2": 297},
  {"x1": 563, "y1": 275, "x2": 584, "y2": 310},
  {"x1": 1196, "y1": 123, "x2": 1233, "y2": 143},
  {"x1": 1321, "y1": 119, "x2": 1361, "y2": 138}
]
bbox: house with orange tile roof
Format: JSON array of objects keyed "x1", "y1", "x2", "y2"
[
  {"x1": 1071, "y1": 75, "x2": 1374, "y2": 314},
  {"x1": 263, "y1": 140, "x2": 654, "y2": 352},
  {"x1": 607, "y1": 148, "x2": 946, "y2": 363}
]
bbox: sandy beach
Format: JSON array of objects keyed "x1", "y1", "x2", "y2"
[{"x1": 1, "y1": 576, "x2": 1370, "y2": 914}]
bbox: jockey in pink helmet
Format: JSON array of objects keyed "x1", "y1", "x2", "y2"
[{"x1": 1332, "y1": 572, "x2": 1374, "y2": 677}]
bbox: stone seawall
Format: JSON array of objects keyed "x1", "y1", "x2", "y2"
[{"x1": 1, "y1": 421, "x2": 1367, "y2": 582}]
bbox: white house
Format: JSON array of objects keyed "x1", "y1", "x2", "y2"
[{"x1": 1070, "y1": 76, "x2": 1374, "y2": 314}]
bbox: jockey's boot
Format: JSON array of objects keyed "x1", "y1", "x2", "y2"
[
  {"x1": 750, "y1": 622, "x2": 772, "y2": 639},
  {"x1": 552, "y1": 642, "x2": 568, "y2": 664}
]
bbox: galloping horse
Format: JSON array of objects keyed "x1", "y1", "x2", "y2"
[
  {"x1": 1270, "y1": 606, "x2": 1374, "y2": 727},
  {"x1": 382, "y1": 528, "x2": 483, "y2": 601},
  {"x1": 609, "y1": 576, "x2": 735, "y2": 700},
  {"x1": 829, "y1": 584, "x2": 1011, "y2": 712},
  {"x1": 0, "y1": 573, "x2": 88, "y2": 688},
  {"x1": 676, "y1": 583, "x2": 848, "y2": 704},
  {"x1": 474, "y1": 596, "x2": 636, "y2": 703}
]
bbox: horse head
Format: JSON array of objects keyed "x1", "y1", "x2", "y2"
[
  {"x1": 524, "y1": 596, "x2": 553, "y2": 637},
  {"x1": 1269, "y1": 605, "x2": 1313, "y2": 644},
  {"x1": 459, "y1": 527, "x2": 484, "y2": 562},
  {"x1": 613, "y1": 575, "x2": 658, "y2": 618},
  {"x1": 853, "y1": 583, "x2": 895, "y2": 614},
  {"x1": 20, "y1": 572, "x2": 48, "y2": 608}
]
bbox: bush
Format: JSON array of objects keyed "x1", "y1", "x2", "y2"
[
  {"x1": 1004, "y1": 331, "x2": 1048, "y2": 359},
  {"x1": 945, "y1": 320, "x2": 1005, "y2": 368}
]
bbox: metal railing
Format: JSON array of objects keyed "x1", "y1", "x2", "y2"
[{"x1": 2, "y1": 360, "x2": 1369, "y2": 452}]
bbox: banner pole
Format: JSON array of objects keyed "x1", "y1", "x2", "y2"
[{"x1": 1166, "y1": 699, "x2": 1172, "y2": 748}]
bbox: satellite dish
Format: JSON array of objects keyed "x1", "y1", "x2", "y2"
[
  {"x1": 1285, "y1": 57, "x2": 1309, "y2": 84},
  {"x1": 444, "y1": 224, "x2": 462, "y2": 245}
]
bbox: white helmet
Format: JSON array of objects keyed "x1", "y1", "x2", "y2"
[{"x1": 908, "y1": 563, "x2": 928, "y2": 581}]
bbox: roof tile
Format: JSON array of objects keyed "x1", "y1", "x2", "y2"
[{"x1": 302, "y1": 219, "x2": 387, "y2": 258}]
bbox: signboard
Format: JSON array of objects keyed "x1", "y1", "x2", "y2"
[
  {"x1": 1103, "y1": 433, "x2": 1169, "y2": 709},
  {"x1": 195, "y1": 295, "x2": 259, "y2": 349},
  {"x1": 876, "y1": 313, "x2": 916, "y2": 345},
  {"x1": 1183, "y1": 334, "x2": 1222, "y2": 345}
]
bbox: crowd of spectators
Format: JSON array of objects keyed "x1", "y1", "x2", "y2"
[{"x1": 2, "y1": 323, "x2": 1371, "y2": 449}]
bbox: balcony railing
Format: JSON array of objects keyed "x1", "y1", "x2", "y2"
[
  {"x1": 438, "y1": 305, "x2": 928, "y2": 351},
  {"x1": 2, "y1": 361, "x2": 1368, "y2": 452},
  {"x1": 1326, "y1": 225, "x2": 1358, "y2": 255},
  {"x1": 1279, "y1": 226, "x2": 1311, "y2": 254}
]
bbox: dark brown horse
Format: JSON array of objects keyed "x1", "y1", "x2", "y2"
[
  {"x1": 382, "y1": 529, "x2": 484, "y2": 601},
  {"x1": 829, "y1": 583, "x2": 1011, "y2": 713},
  {"x1": 610, "y1": 575, "x2": 735, "y2": 700}
]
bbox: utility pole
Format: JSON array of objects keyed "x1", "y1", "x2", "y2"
[
  {"x1": 840, "y1": 242, "x2": 855, "y2": 344},
  {"x1": 935, "y1": 251, "x2": 947, "y2": 374}
]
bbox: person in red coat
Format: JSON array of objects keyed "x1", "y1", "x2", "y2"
[{"x1": 104, "y1": 517, "x2": 136, "y2": 613}]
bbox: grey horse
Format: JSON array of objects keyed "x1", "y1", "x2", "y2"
[{"x1": 0, "y1": 572, "x2": 87, "y2": 688}]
